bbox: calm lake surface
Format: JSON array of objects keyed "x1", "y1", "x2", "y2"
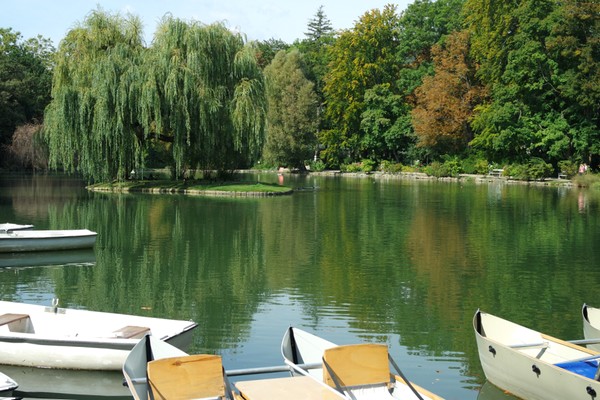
[{"x1": 0, "y1": 172, "x2": 599, "y2": 399}]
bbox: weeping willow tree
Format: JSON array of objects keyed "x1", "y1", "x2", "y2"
[{"x1": 45, "y1": 9, "x2": 266, "y2": 181}]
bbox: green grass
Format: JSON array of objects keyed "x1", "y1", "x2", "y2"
[{"x1": 88, "y1": 180, "x2": 293, "y2": 195}]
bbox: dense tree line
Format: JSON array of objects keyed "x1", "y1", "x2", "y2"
[{"x1": 1, "y1": 0, "x2": 599, "y2": 180}]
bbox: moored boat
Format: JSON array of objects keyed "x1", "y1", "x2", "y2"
[
  {"x1": 281, "y1": 326, "x2": 444, "y2": 400},
  {"x1": 0, "y1": 300, "x2": 198, "y2": 370},
  {"x1": 474, "y1": 309, "x2": 600, "y2": 400},
  {"x1": 124, "y1": 334, "x2": 346, "y2": 400},
  {"x1": 123, "y1": 334, "x2": 237, "y2": 400},
  {"x1": 582, "y1": 304, "x2": 600, "y2": 352},
  {"x1": 0, "y1": 229, "x2": 97, "y2": 253}
]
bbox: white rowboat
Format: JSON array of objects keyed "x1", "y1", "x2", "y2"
[
  {"x1": 583, "y1": 304, "x2": 600, "y2": 352},
  {"x1": 281, "y1": 327, "x2": 444, "y2": 400},
  {"x1": 474, "y1": 309, "x2": 600, "y2": 400},
  {"x1": 0, "y1": 300, "x2": 197, "y2": 370},
  {"x1": 123, "y1": 334, "x2": 237, "y2": 400},
  {"x1": 0, "y1": 229, "x2": 97, "y2": 253}
]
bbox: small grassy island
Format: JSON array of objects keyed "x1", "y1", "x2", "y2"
[{"x1": 87, "y1": 180, "x2": 293, "y2": 197}]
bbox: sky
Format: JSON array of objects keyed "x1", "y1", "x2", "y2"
[{"x1": 2, "y1": 1, "x2": 413, "y2": 47}]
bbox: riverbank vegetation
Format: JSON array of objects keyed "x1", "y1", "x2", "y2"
[{"x1": 1, "y1": 0, "x2": 599, "y2": 184}]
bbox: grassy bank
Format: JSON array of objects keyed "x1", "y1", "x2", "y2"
[{"x1": 87, "y1": 180, "x2": 293, "y2": 196}]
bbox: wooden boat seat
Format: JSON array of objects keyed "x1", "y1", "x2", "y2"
[
  {"x1": 147, "y1": 354, "x2": 225, "y2": 399},
  {"x1": 0, "y1": 313, "x2": 33, "y2": 333},
  {"x1": 323, "y1": 343, "x2": 391, "y2": 388},
  {"x1": 112, "y1": 325, "x2": 150, "y2": 339}
]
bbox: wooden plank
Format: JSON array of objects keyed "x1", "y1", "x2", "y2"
[
  {"x1": 237, "y1": 376, "x2": 343, "y2": 400},
  {"x1": 147, "y1": 354, "x2": 225, "y2": 399},
  {"x1": 113, "y1": 325, "x2": 150, "y2": 339},
  {"x1": 541, "y1": 333, "x2": 599, "y2": 355},
  {"x1": 322, "y1": 343, "x2": 389, "y2": 388},
  {"x1": 395, "y1": 375, "x2": 445, "y2": 400},
  {"x1": 0, "y1": 313, "x2": 29, "y2": 326}
]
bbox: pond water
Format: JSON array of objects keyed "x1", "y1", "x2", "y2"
[{"x1": 0, "y1": 172, "x2": 598, "y2": 399}]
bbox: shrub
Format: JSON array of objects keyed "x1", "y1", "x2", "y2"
[
  {"x1": 504, "y1": 159, "x2": 553, "y2": 180},
  {"x1": 557, "y1": 160, "x2": 578, "y2": 177},
  {"x1": 361, "y1": 159, "x2": 377, "y2": 173},
  {"x1": 380, "y1": 160, "x2": 404, "y2": 173}
]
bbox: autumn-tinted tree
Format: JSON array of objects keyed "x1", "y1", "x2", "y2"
[
  {"x1": 412, "y1": 30, "x2": 486, "y2": 156},
  {"x1": 263, "y1": 50, "x2": 319, "y2": 169},
  {"x1": 0, "y1": 28, "x2": 53, "y2": 155}
]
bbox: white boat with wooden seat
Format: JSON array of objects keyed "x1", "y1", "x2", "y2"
[
  {"x1": 0, "y1": 229, "x2": 97, "y2": 253},
  {"x1": 0, "y1": 300, "x2": 197, "y2": 370},
  {"x1": 281, "y1": 327, "x2": 444, "y2": 400},
  {"x1": 475, "y1": 309, "x2": 600, "y2": 400},
  {"x1": 582, "y1": 304, "x2": 600, "y2": 352},
  {"x1": 124, "y1": 334, "x2": 240, "y2": 400}
]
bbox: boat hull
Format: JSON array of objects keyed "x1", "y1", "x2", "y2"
[
  {"x1": 474, "y1": 310, "x2": 600, "y2": 400},
  {"x1": 583, "y1": 304, "x2": 600, "y2": 352},
  {"x1": 0, "y1": 229, "x2": 97, "y2": 253},
  {"x1": 0, "y1": 301, "x2": 197, "y2": 370}
]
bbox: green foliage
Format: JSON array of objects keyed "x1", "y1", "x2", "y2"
[
  {"x1": 380, "y1": 160, "x2": 404, "y2": 173},
  {"x1": 361, "y1": 159, "x2": 377, "y2": 173},
  {"x1": 307, "y1": 159, "x2": 326, "y2": 172},
  {"x1": 0, "y1": 28, "x2": 53, "y2": 150},
  {"x1": 45, "y1": 9, "x2": 266, "y2": 181},
  {"x1": 461, "y1": 155, "x2": 489, "y2": 175},
  {"x1": 262, "y1": 50, "x2": 319, "y2": 170},
  {"x1": 557, "y1": 160, "x2": 578, "y2": 177},
  {"x1": 424, "y1": 161, "x2": 457, "y2": 177},
  {"x1": 503, "y1": 159, "x2": 553, "y2": 180},
  {"x1": 322, "y1": 5, "x2": 402, "y2": 167}
]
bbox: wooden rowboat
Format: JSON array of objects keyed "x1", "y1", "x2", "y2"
[
  {"x1": 474, "y1": 309, "x2": 600, "y2": 400},
  {"x1": 281, "y1": 327, "x2": 444, "y2": 400},
  {"x1": 0, "y1": 300, "x2": 197, "y2": 370},
  {"x1": 0, "y1": 229, "x2": 97, "y2": 253},
  {"x1": 582, "y1": 304, "x2": 600, "y2": 352}
]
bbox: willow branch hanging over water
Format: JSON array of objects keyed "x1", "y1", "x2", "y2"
[{"x1": 45, "y1": 9, "x2": 266, "y2": 182}]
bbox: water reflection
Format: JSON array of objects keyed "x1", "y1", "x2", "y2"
[
  {"x1": 0, "y1": 249, "x2": 96, "y2": 268},
  {"x1": 0, "y1": 173, "x2": 599, "y2": 399}
]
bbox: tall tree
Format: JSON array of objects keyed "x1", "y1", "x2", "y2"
[
  {"x1": 45, "y1": 9, "x2": 266, "y2": 181},
  {"x1": 321, "y1": 5, "x2": 401, "y2": 167},
  {"x1": 466, "y1": 0, "x2": 600, "y2": 165},
  {"x1": 263, "y1": 50, "x2": 319, "y2": 169},
  {"x1": 412, "y1": 30, "x2": 486, "y2": 156},
  {"x1": 0, "y1": 28, "x2": 53, "y2": 151}
]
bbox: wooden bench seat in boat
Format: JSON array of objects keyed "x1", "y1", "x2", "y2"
[
  {"x1": 112, "y1": 325, "x2": 150, "y2": 339},
  {"x1": 322, "y1": 343, "x2": 396, "y2": 399},
  {"x1": 0, "y1": 313, "x2": 33, "y2": 332},
  {"x1": 147, "y1": 354, "x2": 225, "y2": 399}
]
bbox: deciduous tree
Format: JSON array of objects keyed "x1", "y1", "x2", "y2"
[{"x1": 263, "y1": 50, "x2": 319, "y2": 169}]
